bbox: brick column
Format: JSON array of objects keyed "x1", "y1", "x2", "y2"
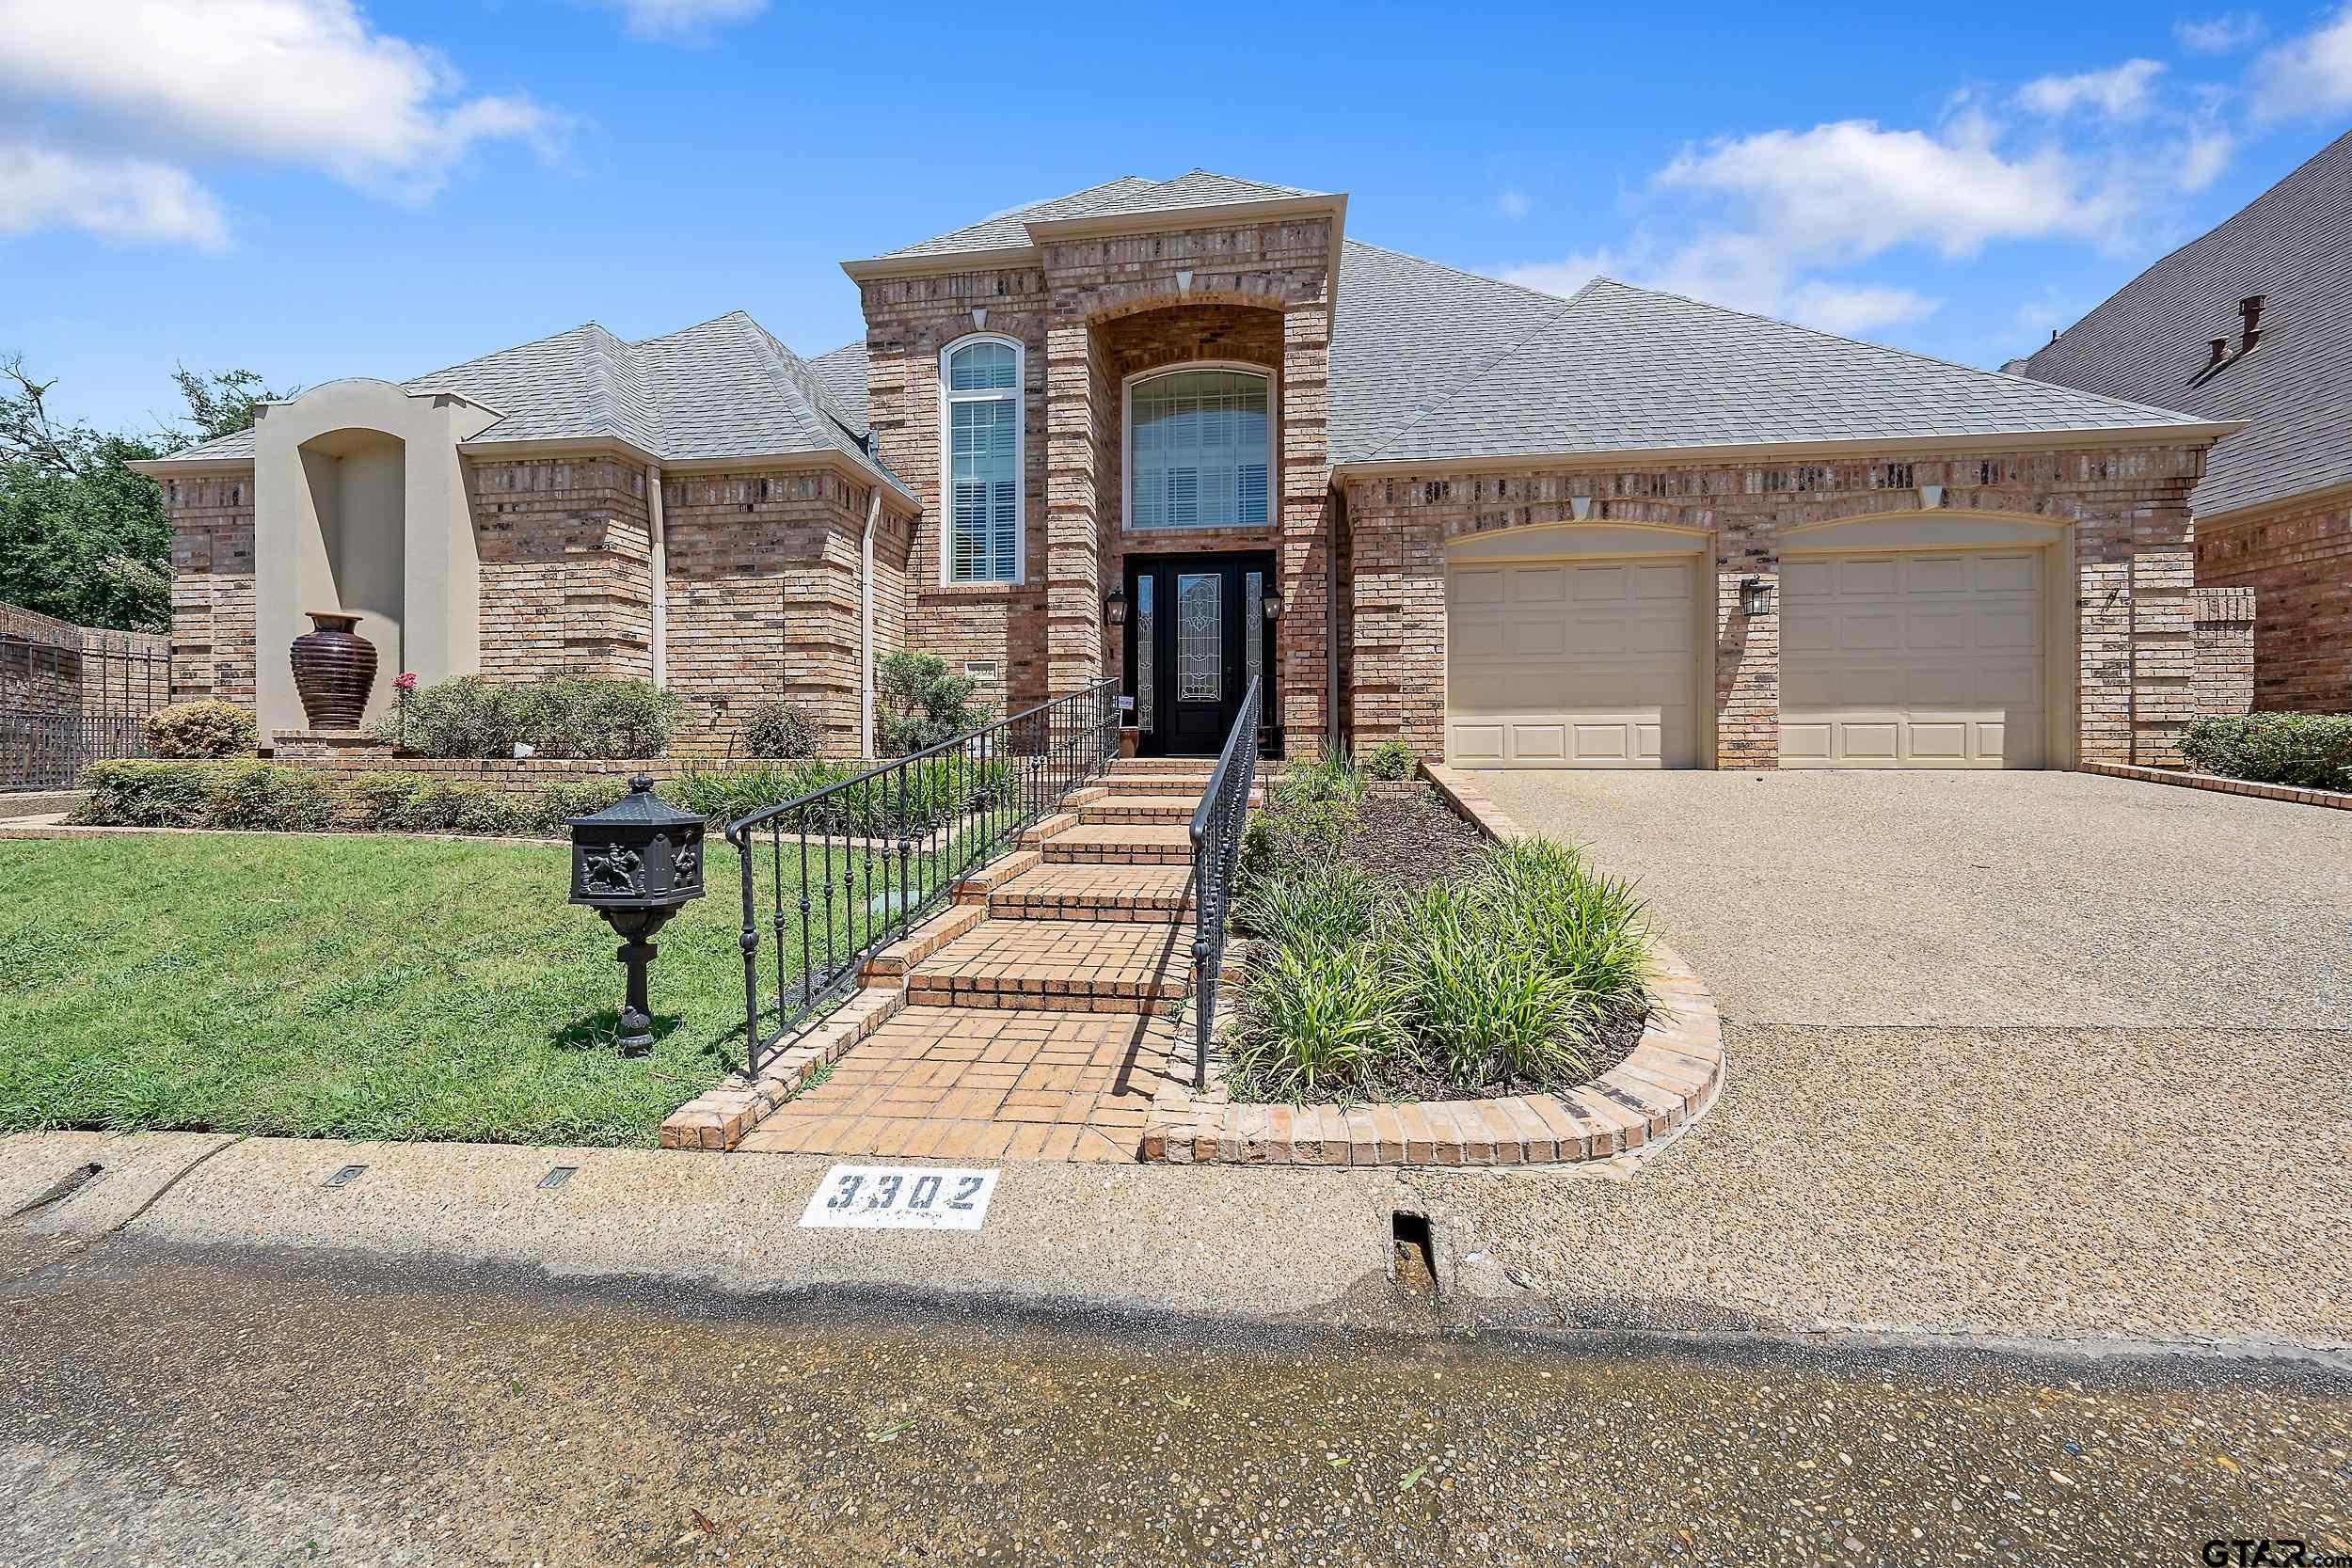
[
  {"x1": 2130, "y1": 496, "x2": 2198, "y2": 764},
  {"x1": 1277, "y1": 303, "x2": 1331, "y2": 754},
  {"x1": 1041, "y1": 314, "x2": 1102, "y2": 695},
  {"x1": 2191, "y1": 586, "x2": 2256, "y2": 718},
  {"x1": 1713, "y1": 560, "x2": 1779, "y2": 769}
]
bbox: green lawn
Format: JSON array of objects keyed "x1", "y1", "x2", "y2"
[{"x1": 0, "y1": 832, "x2": 917, "y2": 1147}]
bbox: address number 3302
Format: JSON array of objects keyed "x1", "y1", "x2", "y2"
[{"x1": 799, "y1": 1164, "x2": 999, "y2": 1230}]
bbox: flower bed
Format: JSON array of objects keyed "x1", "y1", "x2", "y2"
[
  {"x1": 1146, "y1": 757, "x2": 1723, "y2": 1168},
  {"x1": 1227, "y1": 755, "x2": 1650, "y2": 1105},
  {"x1": 2179, "y1": 713, "x2": 2352, "y2": 791}
]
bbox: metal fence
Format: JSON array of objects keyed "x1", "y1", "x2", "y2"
[
  {"x1": 726, "y1": 677, "x2": 1121, "y2": 1073},
  {"x1": 1186, "y1": 673, "x2": 1261, "y2": 1090},
  {"x1": 1, "y1": 631, "x2": 170, "y2": 792}
]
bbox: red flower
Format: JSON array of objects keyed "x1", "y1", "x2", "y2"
[{"x1": 393, "y1": 672, "x2": 418, "y2": 691}]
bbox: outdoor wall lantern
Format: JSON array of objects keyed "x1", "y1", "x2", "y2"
[
  {"x1": 1263, "y1": 589, "x2": 1284, "y2": 622},
  {"x1": 1104, "y1": 585, "x2": 1128, "y2": 626},
  {"x1": 1740, "y1": 576, "x2": 1774, "y2": 618},
  {"x1": 568, "y1": 775, "x2": 706, "y2": 1051}
]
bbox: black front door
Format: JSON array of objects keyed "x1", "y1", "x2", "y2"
[{"x1": 1123, "y1": 552, "x2": 1277, "y2": 757}]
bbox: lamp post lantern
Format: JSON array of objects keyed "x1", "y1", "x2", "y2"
[{"x1": 568, "y1": 774, "x2": 706, "y2": 1050}]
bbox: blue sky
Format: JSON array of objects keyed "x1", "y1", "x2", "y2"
[{"x1": 5, "y1": 0, "x2": 2350, "y2": 436}]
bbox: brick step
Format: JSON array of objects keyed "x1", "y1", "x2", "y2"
[
  {"x1": 988, "y1": 861, "x2": 1194, "y2": 920},
  {"x1": 1041, "y1": 823, "x2": 1194, "y2": 864},
  {"x1": 904, "y1": 919, "x2": 1191, "y2": 1014},
  {"x1": 1080, "y1": 796, "x2": 1202, "y2": 824},
  {"x1": 1107, "y1": 756, "x2": 1224, "y2": 773}
]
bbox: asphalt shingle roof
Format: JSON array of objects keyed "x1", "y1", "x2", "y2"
[
  {"x1": 2021, "y1": 128, "x2": 2352, "y2": 517},
  {"x1": 1331, "y1": 242, "x2": 2217, "y2": 466},
  {"x1": 872, "y1": 170, "x2": 1323, "y2": 260},
  {"x1": 805, "y1": 341, "x2": 870, "y2": 435},
  {"x1": 154, "y1": 312, "x2": 911, "y2": 500}
]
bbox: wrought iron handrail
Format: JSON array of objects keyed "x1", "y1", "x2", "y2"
[
  {"x1": 1186, "y1": 673, "x2": 1262, "y2": 1091},
  {"x1": 725, "y1": 676, "x2": 1120, "y2": 1071}
]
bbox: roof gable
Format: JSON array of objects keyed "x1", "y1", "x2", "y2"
[
  {"x1": 2022, "y1": 128, "x2": 2352, "y2": 516},
  {"x1": 869, "y1": 170, "x2": 1329, "y2": 261}
]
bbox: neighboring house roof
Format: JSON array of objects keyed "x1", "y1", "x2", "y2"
[
  {"x1": 1330, "y1": 242, "x2": 2223, "y2": 467},
  {"x1": 2021, "y1": 128, "x2": 2352, "y2": 518},
  {"x1": 150, "y1": 311, "x2": 912, "y2": 502},
  {"x1": 868, "y1": 170, "x2": 1327, "y2": 261}
]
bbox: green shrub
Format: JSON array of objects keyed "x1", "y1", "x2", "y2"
[
  {"x1": 1386, "y1": 880, "x2": 1590, "y2": 1089},
  {"x1": 77, "y1": 760, "x2": 334, "y2": 833},
  {"x1": 1233, "y1": 865, "x2": 1378, "y2": 954},
  {"x1": 74, "y1": 759, "x2": 219, "y2": 827},
  {"x1": 1228, "y1": 941, "x2": 1409, "y2": 1099},
  {"x1": 2180, "y1": 713, "x2": 2352, "y2": 789},
  {"x1": 876, "y1": 652, "x2": 991, "y2": 754},
  {"x1": 524, "y1": 779, "x2": 632, "y2": 836},
  {"x1": 1271, "y1": 751, "x2": 1363, "y2": 810},
  {"x1": 738, "y1": 699, "x2": 821, "y2": 759},
  {"x1": 672, "y1": 761, "x2": 859, "y2": 830},
  {"x1": 385, "y1": 675, "x2": 685, "y2": 760},
  {"x1": 1480, "y1": 838, "x2": 1650, "y2": 1004},
  {"x1": 1235, "y1": 797, "x2": 1360, "y2": 899},
  {"x1": 1359, "y1": 739, "x2": 1416, "y2": 783},
  {"x1": 202, "y1": 763, "x2": 338, "y2": 832},
  {"x1": 142, "y1": 701, "x2": 257, "y2": 759}
]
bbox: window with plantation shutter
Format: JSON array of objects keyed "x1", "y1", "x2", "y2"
[
  {"x1": 1127, "y1": 367, "x2": 1272, "y2": 531},
  {"x1": 942, "y1": 337, "x2": 1023, "y2": 582}
]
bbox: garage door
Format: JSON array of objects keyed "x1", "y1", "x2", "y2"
[
  {"x1": 1445, "y1": 558, "x2": 1699, "y2": 768},
  {"x1": 1781, "y1": 550, "x2": 2043, "y2": 768}
]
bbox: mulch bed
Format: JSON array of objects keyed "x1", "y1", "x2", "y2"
[{"x1": 1342, "y1": 784, "x2": 1488, "y2": 892}]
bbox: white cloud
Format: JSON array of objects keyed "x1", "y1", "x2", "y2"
[
  {"x1": 1496, "y1": 188, "x2": 1531, "y2": 220},
  {"x1": 1655, "y1": 119, "x2": 2130, "y2": 261},
  {"x1": 0, "y1": 142, "x2": 228, "y2": 248},
  {"x1": 2015, "y1": 58, "x2": 2167, "y2": 119},
  {"x1": 2249, "y1": 2, "x2": 2352, "y2": 119},
  {"x1": 2175, "y1": 11, "x2": 2267, "y2": 53},
  {"x1": 1499, "y1": 233, "x2": 1941, "y2": 337},
  {"x1": 0, "y1": 0, "x2": 561, "y2": 245},
  {"x1": 1781, "y1": 280, "x2": 1944, "y2": 336},
  {"x1": 604, "y1": 0, "x2": 767, "y2": 39}
]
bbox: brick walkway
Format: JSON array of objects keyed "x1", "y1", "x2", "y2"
[{"x1": 735, "y1": 757, "x2": 1228, "y2": 1163}]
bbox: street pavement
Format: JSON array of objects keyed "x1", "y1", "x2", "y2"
[{"x1": 6, "y1": 1232, "x2": 2350, "y2": 1568}]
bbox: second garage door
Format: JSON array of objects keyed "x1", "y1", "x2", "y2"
[
  {"x1": 1446, "y1": 558, "x2": 1700, "y2": 768},
  {"x1": 1780, "y1": 550, "x2": 2045, "y2": 768}
]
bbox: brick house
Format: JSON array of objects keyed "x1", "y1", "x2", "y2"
[
  {"x1": 2023, "y1": 128, "x2": 2351, "y2": 716},
  {"x1": 136, "y1": 168, "x2": 2251, "y2": 770}
]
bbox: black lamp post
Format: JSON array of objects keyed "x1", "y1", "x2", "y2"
[{"x1": 568, "y1": 774, "x2": 706, "y2": 1050}]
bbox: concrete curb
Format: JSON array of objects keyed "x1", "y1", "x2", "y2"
[
  {"x1": 2081, "y1": 760, "x2": 2352, "y2": 811},
  {"x1": 0, "y1": 1130, "x2": 1399, "y2": 1323}
]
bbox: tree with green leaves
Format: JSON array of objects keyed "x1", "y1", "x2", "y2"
[{"x1": 0, "y1": 356, "x2": 293, "y2": 633}]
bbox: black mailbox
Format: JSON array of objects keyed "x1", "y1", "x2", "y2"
[{"x1": 568, "y1": 774, "x2": 705, "y2": 1048}]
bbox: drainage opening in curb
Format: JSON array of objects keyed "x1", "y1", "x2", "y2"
[
  {"x1": 8, "y1": 1163, "x2": 103, "y2": 1221},
  {"x1": 1391, "y1": 1210, "x2": 1438, "y2": 1297}
]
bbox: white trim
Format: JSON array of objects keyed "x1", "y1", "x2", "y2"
[
  {"x1": 646, "y1": 464, "x2": 668, "y2": 689},
  {"x1": 1120, "y1": 360, "x2": 1279, "y2": 534},
  {"x1": 938, "y1": 332, "x2": 1026, "y2": 586}
]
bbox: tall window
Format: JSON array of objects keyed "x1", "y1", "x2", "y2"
[
  {"x1": 943, "y1": 337, "x2": 1022, "y2": 582},
  {"x1": 1128, "y1": 366, "x2": 1272, "y2": 531}
]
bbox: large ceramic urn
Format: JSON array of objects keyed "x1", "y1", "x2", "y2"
[{"x1": 291, "y1": 611, "x2": 377, "y2": 730}]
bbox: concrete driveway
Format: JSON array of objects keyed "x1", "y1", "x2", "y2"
[{"x1": 1477, "y1": 768, "x2": 2352, "y2": 1029}]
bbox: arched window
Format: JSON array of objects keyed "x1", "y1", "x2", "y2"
[
  {"x1": 1126, "y1": 365, "x2": 1272, "y2": 531},
  {"x1": 941, "y1": 336, "x2": 1023, "y2": 582}
]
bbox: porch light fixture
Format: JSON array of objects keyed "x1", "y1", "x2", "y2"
[
  {"x1": 1740, "y1": 576, "x2": 1774, "y2": 618},
  {"x1": 1262, "y1": 589, "x2": 1284, "y2": 622},
  {"x1": 1104, "y1": 585, "x2": 1128, "y2": 626}
]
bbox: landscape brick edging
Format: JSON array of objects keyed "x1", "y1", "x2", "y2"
[
  {"x1": 2082, "y1": 761, "x2": 2352, "y2": 811},
  {"x1": 1138, "y1": 758, "x2": 1724, "y2": 1168}
]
